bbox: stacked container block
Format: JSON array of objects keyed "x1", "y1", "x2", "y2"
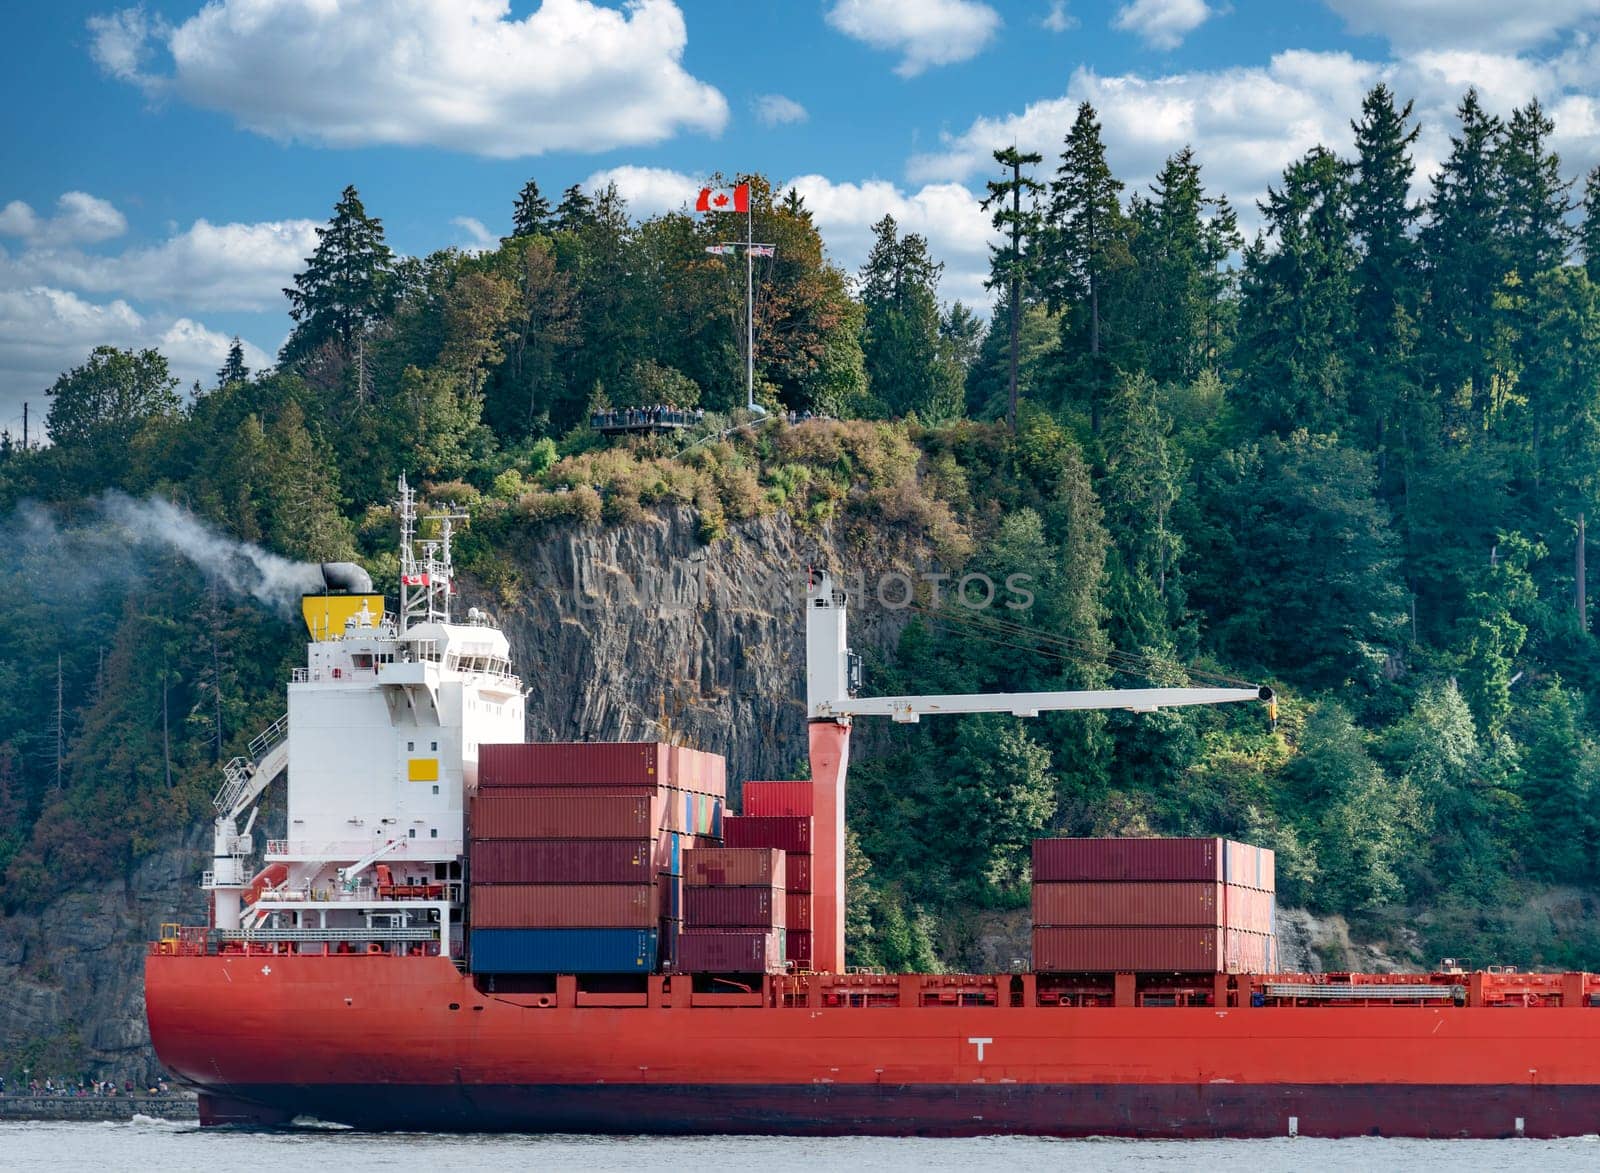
[
  {"x1": 730, "y1": 780, "x2": 815, "y2": 968},
  {"x1": 1030, "y1": 837, "x2": 1277, "y2": 974},
  {"x1": 680, "y1": 847, "x2": 787, "y2": 974},
  {"x1": 469, "y1": 742, "x2": 727, "y2": 974}
]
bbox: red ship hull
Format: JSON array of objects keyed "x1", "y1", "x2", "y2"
[{"x1": 147, "y1": 953, "x2": 1600, "y2": 1137}]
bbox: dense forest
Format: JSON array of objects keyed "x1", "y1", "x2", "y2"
[{"x1": 4, "y1": 83, "x2": 1600, "y2": 974}]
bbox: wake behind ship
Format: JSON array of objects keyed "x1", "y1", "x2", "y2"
[{"x1": 145, "y1": 480, "x2": 1600, "y2": 1136}]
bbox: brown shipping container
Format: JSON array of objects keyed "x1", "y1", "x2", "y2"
[
  {"x1": 785, "y1": 892, "x2": 811, "y2": 931},
  {"x1": 723, "y1": 815, "x2": 811, "y2": 854},
  {"x1": 470, "y1": 839, "x2": 654, "y2": 884},
  {"x1": 741, "y1": 781, "x2": 814, "y2": 817},
  {"x1": 1031, "y1": 926, "x2": 1277, "y2": 973},
  {"x1": 679, "y1": 928, "x2": 785, "y2": 973},
  {"x1": 480, "y1": 742, "x2": 665, "y2": 788},
  {"x1": 1033, "y1": 838, "x2": 1277, "y2": 891},
  {"x1": 784, "y1": 929, "x2": 812, "y2": 966},
  {"x1": 683, "y1": 885, "x2": 784, "y2": 929},
  {"x1": 683, "y1": 847, "x2": 785, "y2": 888},
  {"x1": 786, "y1": 853, "x2": 811, "y2": 892},
  {"x1": 1031, "y1": 882, "x2": 1276, "y2": 934},
  {"x1": 470, "y1": 882, "x2": 657, "y2": 929},
  {"x1": 471, "y1": 793, "x2": 656, "y2": 839}
]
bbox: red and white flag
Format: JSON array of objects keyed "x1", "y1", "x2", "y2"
[
  {"x1": 696, "y1": 183, "x2": 749, "y2": 213},
  {"x1": 402, "y1": 573, "x2": 430, "y2": 586}
]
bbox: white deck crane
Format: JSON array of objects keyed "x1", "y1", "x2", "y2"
[{"x1": 800, "y1": 569, "x2": 1276, "y2": 975}]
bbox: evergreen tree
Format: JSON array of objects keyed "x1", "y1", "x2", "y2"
[
  {"x1": 982, "y1": 146, "x2": 1045, "y2": 430},
  {"x1": 215, "y1": 337, "x2": 251, "y2": 389},
  {"x1": 511, "y1": 178, "x2": 553, "y2": 238},
  {"x1": 1046, "y1": 101, "x2": 1128, "y2": 432},
  {"x1": 281, "y1": 185, "x2": 396, "y2": 364},
  {"x1": 1497, "y1": 100, "x2": 1575, "y2": 288},
  {"x1": 1518, "y1": 682, "x2": 1595, "y2": 883},
  {"x1": 1233, "y1": 147, "x2": 1357, "y2": 435},
  {"x1": 859, "y1": 215, "x2": 959, "y2": 419},
  {"x1": 553, "y1": 184, "x2": 596, "y2": 233},
  {"x1": 1583, "y1": 166, "x2": 1600, "y2": 285},
  {"x1": 1422, "y1": 90, "x2": 1506, "y2": 433},
  {"x1": 1348, "y1": 85, "x2": 1421, "y2": 464}
]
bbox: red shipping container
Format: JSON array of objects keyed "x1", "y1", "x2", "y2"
[
  {"x1": 1224, "y1": 840, "x2": 1276, "y2": 892},
  {"x1": 684, "y1": 886, "x2": 784, "y2": 929},
  {"x1": 1031, "y1": 926, "x2": 1276, "y2": 973},
  {"x1": 784, "y1": 892, "x2": 811, "y2": 931},
  {"x1": 471, "y1": 839, "x2": 654, "y2": 884},
  {"x1": 471, "y1": 793, "x2": 656, "y2": 839},
  {"x1": 786, "y1": 853, "x2": 811, "y2": 892},
  {"x1": 741, "y1": 781, "x2": 814, "y2": 817},
  {"x1": 480, "y1": 742, "x2": 666, "y2": 788},
  {"x1": 1033, "y1": 838, "x2": 1276, "y2": 890},
  {"x1": 723, "y1": 815, "x2": 811, "y2": 854},
  {"x1": 784, "y1": 929, "x2": 812, "y2": 966},
  {"x1": 683, "y1": 847, "x2": 785, "y2": 888},
  {"x1": 470, "y1": 883, "x2": 657, "y2": 928},
  {"x1": 1031, "y1": 882, "x2": 1276, "y2": 934},
  {"x1": 678, "y1": 929, "x2": 785, "y2": 973}
]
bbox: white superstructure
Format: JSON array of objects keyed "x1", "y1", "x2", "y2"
[{"x1": 203, "y1": 476, "x2": 524, "y2": 957}]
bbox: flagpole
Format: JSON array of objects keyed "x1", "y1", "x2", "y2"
[{"x1": 746, "y1": 187, "x2": 755, "y2": 413}]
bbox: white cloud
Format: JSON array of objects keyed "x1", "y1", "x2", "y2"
[
  {"x1": 0, "y1": 286, "x2": 271, "y2": 429},
  {"x1": 88, "y1": 0, "x2": 728, "y2": 157},
  {"x1": 1043, "y1": 2, "x2": 1077, "y2": 33},
  {"x1": 451, "y1": 216, "x2": 497, "y2": 250},
  {"x1": 0, "y1": 192, "x2": 128, "y2": 247},
  {"x1": 1112, "y1": 0, "x2": 1216, "y2": 50},
  {"x1": 1323, "y1": 0, "x2": 1600, "y2": 51},
  {"x1": 5, "y1": 217, "x2": 319, "y2": 311},
  {"x1": 755, "y1": 94, "x2": 809, "y2": 127},
  {"x1": 585, "y1": 165, "x2": 998, "y2": 306},
  {"x1": 825, "y1": 0, "x2": 1002, "y2": 77}
]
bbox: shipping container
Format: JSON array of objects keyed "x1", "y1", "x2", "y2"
[
  {"x1": 470, "y1": 883, "x2": 657, "y2": 929},
  {"x1": 784, "y1": 892, "x2": 811, "y2": 931},
  {"x1": 784, "y1": 930, "x2": 812, "y2": 966},
  {"x1": 1031, "y1": 882, "x2": 1276, "y2": 934},
  {"x1": 786, "y1": 853, "x2": 811, "y2": 893},
  {"x1": 470, "y1": 839, "x2": 654, "y2": 884},
  {"x1": 658, "y1": 917, "x2": 681, "y2": 971},
  {"x1": 1030, "y1": 926, "x2": 1276, "y2": 973},
  {"x1": 683, "y1": 847, "x2": 786, "y2": 888},
  {"x1": 658, "y1": 872, "x2": 682, "y2": 922},
  {"x1": 723, "y1": 814, "x2": 812, "y2": 854},
  {"x1": 469, "y1": 927, "x2": 658, "y2": 974},
  {"x1": 1224, "y1": 840, "x2": 1276, "y2": 892},
  {"x1": 741, "y1": 781, "x2": 814, "y2": 817},
  {"x1": 471, "y1": 793, "x2": 656, "y2": 840},
  {"x1": 684, "y1": 886, "x2": 784, "y2": 929},
  {"x1": 480, "y1": 742, "x2": 665, "y2": 788},
  {"x1": 678, "y1": 929, "x2": 786, "y2": 973},
  {"x1": 1033, "y1": 838, "x2": 1275, "y2": 890}
]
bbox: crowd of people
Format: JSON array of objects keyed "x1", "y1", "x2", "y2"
[
  {"x1": 590, "y1": 405, "x2": 703, "y2": 430},
  {"x1": 0, "y1": 1073, "x2": 169, "y2": 1096}
]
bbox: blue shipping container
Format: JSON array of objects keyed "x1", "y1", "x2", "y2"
[{"x1": 469, "y1": 927, "x2": 659, "y2": 974}]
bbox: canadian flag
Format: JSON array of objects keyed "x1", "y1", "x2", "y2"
[{"x1": 696, "y1": 183, "x2": 749, "y2": 213}]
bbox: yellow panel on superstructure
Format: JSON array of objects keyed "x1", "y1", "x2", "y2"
[
  {"x1": 302, "y1": 593, "x2": 385, "y2": 640},
  {"x1": 408, "y1": 758, "x2": 440, "y2": 782}
]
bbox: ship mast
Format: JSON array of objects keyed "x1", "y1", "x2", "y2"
[{"x1": 397, "y1": 473, "x2": 465, "y2": 632}]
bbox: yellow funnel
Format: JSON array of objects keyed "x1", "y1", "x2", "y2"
[{"x1": 302, "y1": 594, "x2": 385, "y2": 640}]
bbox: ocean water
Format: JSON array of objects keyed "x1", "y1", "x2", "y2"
[{"x1": 4, "y1": 1118, "x2": 1600, "y2": 1173}]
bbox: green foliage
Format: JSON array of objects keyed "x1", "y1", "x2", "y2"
[{"x1": 281, "y1": 185, "x2": 396, "y2": 365}]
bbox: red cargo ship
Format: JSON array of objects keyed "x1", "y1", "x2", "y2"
[{"x1": 145, "y1": 494, "x2": 1600, "y2": 1136}]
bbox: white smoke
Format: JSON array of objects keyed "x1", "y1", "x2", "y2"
[{"x1": 15, "y1": 493, "x2": 326, "y2": 613}]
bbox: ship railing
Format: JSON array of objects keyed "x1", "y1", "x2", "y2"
[
  {"x1": 248, "y1": 713, "x2": 289, "y2": 758},
  {"x1": 1264, "y1": 982, "x2": 1466, "y2": 1002},
  {"x1": 215, "y1": 926, "x2": 439, "y2": 943}
]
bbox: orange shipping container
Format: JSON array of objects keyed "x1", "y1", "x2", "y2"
[
  {"x1": 1031, "y1": 926, "x2": 1276, "y2": 973},
  {"x1": 470, "y1": 883, "x2": 657, "y2": 929}
]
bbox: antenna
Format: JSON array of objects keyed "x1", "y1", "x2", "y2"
[{"x1": 396, "y1": 473, "x2": 468, "y2": 632}]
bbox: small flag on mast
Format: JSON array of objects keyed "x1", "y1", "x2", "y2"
[
  {"x1": 748, "y1": 245, "x2": 775, "y2": 257},
  {"x1": 696, "y1": 183, "x2": 750, "y2": 213},
  {"x1": 704, "y1": 244, "x2": 737, "y2": 255}
]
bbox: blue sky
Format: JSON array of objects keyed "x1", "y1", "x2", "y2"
[{"x1": 3, "y1": 0, "x2": 1600, "y2": 435}]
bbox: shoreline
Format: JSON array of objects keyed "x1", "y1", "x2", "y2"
[{"x1": 0, "y1": 1095, "x2": 199, "y2": 1123}]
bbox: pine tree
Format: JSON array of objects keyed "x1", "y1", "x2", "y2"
[
  {"x1": 1233, "y1": 147, "x2": 1357, "y2": 435},
  {"x1": 553, "y1": 184, "x2": 596, "y2": 233},
  {"x1": 859, "y1": 215, "x2": 958, "y2": 419},
  {"x1": 281, "y1": 185, "x2": 396, "y2": 364},
  {"x1": 511, "y1": 178, "x2": 552, "y2": 237},
  {"x1": 1422, "y1": 90, "x2": 1506, "y2": 433},
  {"x1": 982, "y1": 146, "x2": 1045, "y2": 430},
  {"x1": 1047, "y1": 102, "x2": 1125, "y2": 355},
  {"x1": 1583, "y1": 166, "x2": 1600, "y2": 285},
  {"x1": 1348, "y1": 85, "x2": 1421, "y2": 463},
  {"x1": 215, "y1": 337, "x2": 251, "y2": 389}
]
